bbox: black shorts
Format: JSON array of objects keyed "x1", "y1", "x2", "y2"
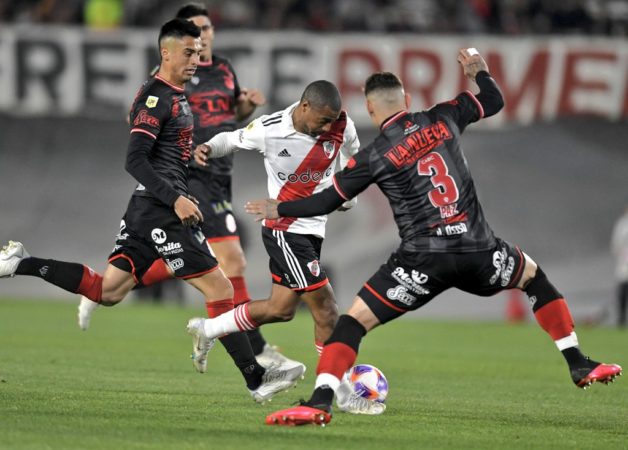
[
  {"x1": 187, "y1": 171, "x2": 239, "y2": 243},
  {"x1": 261, "y1": 227, "x2": 329, "y2": 292},
  {"x1": 108, "y1": 195, "x2": 219, "y2": 282},
  {"x1": 359, "y1": 237, "x2": 525, "y2": 324}
]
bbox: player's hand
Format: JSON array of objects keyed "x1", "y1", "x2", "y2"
[
  {"x1": 239, "y1": 88, "x2": 266, "y2": 107},
  {"x1": 174, "y1": 195, "x2": 204, "y2": 226},
  {"x1": 336, "y1": 198, "x2": 357, "y2": 212},
  {"x1": 187, "y1": 194, "x2": 200, "y2": 205},
  {"x1": 194, "y1": 144, "x2": 210, "y2": 167},
  {"x1": 245, "y1": 199, "x2": 280, "y2": 221},
  {"x1": 457, "y1": 48, "x2": 489, "y2": 82}
]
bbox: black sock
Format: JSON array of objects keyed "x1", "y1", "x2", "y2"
[
  {"x1": 218, "y1": 332, "x2": 266, "y2": 389},
  {"x1": 15, "y1": 257, "x2": 84, "y2": 293},
  {"x1": 308, "y1": 385, "x2": 334, "y2": 412},
  {"x1": 562, "y1": 347, "x2": 589, "y2": 368},
  {"x1": 246, "y1": 328, "x2": 267, "y2": 355}
]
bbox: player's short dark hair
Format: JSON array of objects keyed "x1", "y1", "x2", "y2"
[
  {"x1": 364, "y1": 72, "x2": 403, "y2": 96},
  {"x1": 301, "y1": 80, "x2": 342, "y2": 111},
  {"x1": 176, "y1": 3, "x2": 209, "y2": 19},
  {"x1": 158, "y1": 18, "x2": 201, "y2": 48}
]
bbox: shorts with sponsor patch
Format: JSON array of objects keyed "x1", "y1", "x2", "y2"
[
  {"x1": 108, "y1": 195, "x2": 219, "y2": 281},
  {"x1": 359, "y1": 237, "x2": 525, "y2": 324},
  {"x1": 187, "y1": 170, "x2": 239, "y2": 242},
  {"x1": 261, "y1": 227, "x2": 328, "y2": 292}
]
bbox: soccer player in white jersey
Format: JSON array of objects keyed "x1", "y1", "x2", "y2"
[{"x1": 187, "y1": 80, "x2": 360, "y2": 360}]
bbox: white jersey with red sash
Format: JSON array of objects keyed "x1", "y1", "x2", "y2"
[{"x1": 210, "y1": 102, "x2": 360, "y2": 238}]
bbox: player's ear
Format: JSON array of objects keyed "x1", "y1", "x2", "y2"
[
  {"x1": 160, "y1": 46, "x2": 169, "y2": 61},
  {"x1": 366, "y1": 98, "x2": 375, "y2": 117},
  {"x1": 404, "y1": 92, "x2": 411, "y2": 110}
]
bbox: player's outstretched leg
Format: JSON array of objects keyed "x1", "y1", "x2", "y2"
[{"x1": 523, "y1": 266, "x2": 623, "y2": 388}]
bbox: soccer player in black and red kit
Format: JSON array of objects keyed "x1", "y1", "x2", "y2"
[
  {"x1": 245, "y1": 48, "x2": 623, "y2": 425},
  {"x1": 78, "y1": 4, "x2": 303, "y2": 374},
  {"x1": 0, "y1": 18, "x2": 303, "y2": 402}
]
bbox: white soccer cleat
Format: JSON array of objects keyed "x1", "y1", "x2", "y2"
[
  {"x1": 249, "y1": 363, "x2": 306, "y2": 404},
  {"x1": 255, "y1": 344, "x2": 306, "y2": 375},
  {"x1": 0, "y1": 241, "x2": 29, "y2": 278},
  {"x1": 335, "y1": 380, "x2": 387, "y2": 415},
  {"x1": 77, "y1": 295, "x2": 99, "y2": 331},
  {"x1": 186, "y1": 317, "x2": 216, "y2": 373}
]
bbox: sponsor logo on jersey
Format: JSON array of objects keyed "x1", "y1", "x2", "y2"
[
  {"x1": 133, "y1": 109, "x2": 160, "y2": 128},
  {"x1": 307, "y1": 259, "x2": 321, "y2": 277},
  {"x1": 188, "y1": 90, "x2": 235, "y2": 127},
  {"x1": 156, "y1": 242, "x2": 183, "y2": 255},
  {"x1": 278, "y1": 166, "x2": 333, "y2": 183},
  {"x1": 151, "y1": 228, "x2": 167, "y2": 244},
  {"x1": 391, "y1": 267, "x2": 430, "y2": 295},
  {"x1": 489, "y1": 247, "x2": 515, "y2": 287},
  {"x1": 39, "y1": 266, "x2": 49, "y2": 277},
  {"x1": 322, "y1": 141, "x2": 336, "y2": 159},
  {"x1": 278, "y1": 148, "x2": 291, "y2": 157},
  {"x1": 386, "y1": 285, "x2": 417, "y2": 305},
  {"x1": 167, "y1": 258, "x2": 185, "y2": 271},
  {"x1": 384, "y1": 121, "x2": 452, "y2": 168},
  {"x1": 145, "y1": 96, "x2": 159, "y2": 108},
  {"x1": 403, "y1": 120, "x2": 419, "y2": 135}
]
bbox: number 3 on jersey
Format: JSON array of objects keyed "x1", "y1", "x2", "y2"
[{"x1": 417, "y1": 153, "x2": 459, "y2": 207}]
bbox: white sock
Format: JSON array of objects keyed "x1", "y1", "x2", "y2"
[
  {"x1": 315, "y1": 373, "x2": 341, "y2": 392},
  {"x1": 202, "y1": 304, "x2": 256, "y2": 338},
  {"x1": 555, "y1": 332, "x2": 579, "y2": 351}
]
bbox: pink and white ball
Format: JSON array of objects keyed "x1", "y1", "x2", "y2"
[{"x1": 343, "y1": 364, "x2": 389, "y2": 403}]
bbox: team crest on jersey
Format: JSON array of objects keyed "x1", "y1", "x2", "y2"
[
  {"x1": 145, "y1": 96, "x2": 159, "y2": 108},
  {"x1": 322, "y1": 141, "x2": 336, "y2": 159},
  {"x1": 307, "y1": 260, "x2": 321, "y2": 277}
]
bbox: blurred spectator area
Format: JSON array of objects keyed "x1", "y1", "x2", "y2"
[{"x1": 1, "y1": 0, "x2": 628, "y2": 35}]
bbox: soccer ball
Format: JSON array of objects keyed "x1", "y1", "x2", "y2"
[{"x1": 342, "y1": 364, "x2": 388, "y2": 403}]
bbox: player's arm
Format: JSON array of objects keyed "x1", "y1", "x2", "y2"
[
  {"x1": 246, "y1": 150, "x2": 373, "y2": 220},
  {"x1": 457, "y1": 48, "x2": 503, "y2": 117},
  {"x1": 235, "y1": 88, "x2": 266, "y2": 121},
  {"x1": 194, "y1": 118, "x2": 266, "y2": 166},
  {"x1": 336, "y1": 115, "x2": 361, "y2": 211}
]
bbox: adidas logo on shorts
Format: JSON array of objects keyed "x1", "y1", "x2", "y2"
[{"x1": 278, "y1": 149, "x2": 291, "y2": 157}]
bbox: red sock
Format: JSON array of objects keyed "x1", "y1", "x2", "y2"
[
  {"x1": 141, "y1": 259, "x2": 173, "y2": 286},
  {"x1": 205, "y1": 298, "x2": 234, "y2": 318},
  {"x1": 229, "y1": 276, "x2": 251, "y2": 306},
  {"x1": 77, "y1": 266, "x2": 103, "y2": 302},
  {"x1": 534, "y1": 298, "x2": 574, "y2": 340},
  {"x1": 316, "y1": 342, "x2": 357, "y2": 380},
  {"x1": 315, "y1": 340, "x2": 324, "y2": 355}
]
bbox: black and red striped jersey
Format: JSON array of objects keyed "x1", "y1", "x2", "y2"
[
  {"x1": 185, "y1": 54, "x2": 241, "y2": 176},
  {"x1": 128, "y1": 74, "x2": 194, "y2": 200},
  {"x1": 332, "y1": 91, "x2": 497, "y2": 253}
]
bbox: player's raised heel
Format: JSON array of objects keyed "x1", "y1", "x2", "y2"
[
  {"x1": 0, "y1": 241, "x2": 29, "y2": 278},
  {"x1": 186, "y1": 317, "x2": 216, "y2": 373},
  {"x1": 265, "y1": 405, "x2": 331, "y2": 426},
  {"x1": 572, "y1": 360, "x2": 623, "y2": 389}
]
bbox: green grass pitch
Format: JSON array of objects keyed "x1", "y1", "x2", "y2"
[{"x1": 0, "y1": 298, "x2": 626, "y2": 449}]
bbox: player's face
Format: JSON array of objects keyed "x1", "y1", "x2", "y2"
[
  {"x1": 188, "y1": 15, "x2": 214, "y2": 61},
  {"x1": 164, "y1": 36, "x2": 201, "y2": 84},
  {"x1": 299, "y1": 103, "x2": 340, "y2": 137}
]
